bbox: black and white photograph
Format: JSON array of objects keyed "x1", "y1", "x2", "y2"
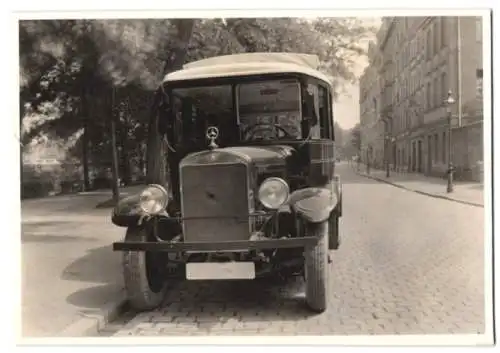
[{"x1": 10, "y1": 4, "x2": 494, "y2": 348}]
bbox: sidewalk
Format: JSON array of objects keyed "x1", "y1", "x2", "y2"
[
  {"x1": 357, "y1": 167, "x2": 484, "y2": 207},
  {"x1": 21, "y1": 190, "x2": 129, "y2": 338}
]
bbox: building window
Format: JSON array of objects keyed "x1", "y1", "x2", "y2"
[
  {"x1": 477, "y1": 68, "x2": 483, "y2": 99},
  {"x1": 427, "y1": 29, "x2": 432, "y2": 59},
  {"x1": 434, "y1": 77, "x2": 440, "y2": 107},
  {"x1": 426, "y1": 82, "x2": 432, "y2": 109},
  {"x1": 441, "y1": 17, "x2": 446, "y2": 47},
  {"x1": 475, "y1": 17, "x2": 482, "y2": 42},
  {"x1": 434, "y1": 133, "x2": 439, "y2": 161},
  {"x1": 441, "y1": 72, "x2": 447, "y2": 100},
  {"x1": 433, "y1": 21, "x2": 440, "y2": 54},
  {"x1": 416, "y1": 36, "x2": 420, "y2": 59}
]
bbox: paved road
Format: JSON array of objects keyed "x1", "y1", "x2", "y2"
[
  {"x1": 102, "y1": 163, "x2": 486, "y2": 336},
  {"x1": 22, "y1": 192, "x2": 125, "y2": 337}
]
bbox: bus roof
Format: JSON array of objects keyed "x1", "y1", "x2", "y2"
[{"x1": 162, "y1": 53, "x2": 332, "y2": 85}]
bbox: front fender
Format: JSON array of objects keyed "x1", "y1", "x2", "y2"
[{"x1": 288, "y1": 187, "x2": 338, "y2": 223}]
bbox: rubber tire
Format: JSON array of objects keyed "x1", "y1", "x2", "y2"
[
  {"x1": 304, "y1": 221, "x2": 329, "y2": 313},
  {"x1": 328, "y1": 212, "x2": 340, "y2": 250},
  {"x1": 122, "y1": 226, "x2": 166, "y2": 311}
]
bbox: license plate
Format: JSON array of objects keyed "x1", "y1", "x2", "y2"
[{"x1": 186, "y1": 262, "x2": 256, "y2": 280}]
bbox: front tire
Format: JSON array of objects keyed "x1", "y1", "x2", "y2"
[
  {"x1": 122, "y1": 226, "x2": 167, "y2": 311},
  {"x1": 304, "y1": 221, "x2": 329, "y2": 313},
  {"x1": 328, "y1": 211, "x2": 340, "y2": 250}
]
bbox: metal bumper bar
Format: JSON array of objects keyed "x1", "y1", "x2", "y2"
[{"x1": 113, "y1": 236, "x2": 318, "y2": 252}]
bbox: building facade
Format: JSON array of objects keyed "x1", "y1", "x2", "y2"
[
  {"x1": 359, "y1": 16, "x2": 484, "y2": 181},
  {"x1": 359, "y1": 42, "x2": 384, "y2": 168}
]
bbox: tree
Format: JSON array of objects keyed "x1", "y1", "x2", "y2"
[
  {"x1": 19, "y1": 17, "x2": 377, "y2": 196},
  {"x1": 349, "y1": 123, "x2": 362, "y2": 154},
  {"x1": 110, "y1": 87, "x2": 120, "y2": 202},
  {"x1": 145, "y1": 19, "x2": 196, "y2": 186},
  {"x1": 334, "y1": 122, "x2": 345, "y2": 147}
]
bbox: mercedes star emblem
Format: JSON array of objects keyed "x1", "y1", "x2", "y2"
[
  {"x1": 206, "y1": 126, "x2": 219, "y2": 149},
  {"x1": 206, "y1": 126, "x2": 219, "y2": 140}
]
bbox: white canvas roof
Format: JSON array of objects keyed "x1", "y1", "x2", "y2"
[
  {"x1": 162, "y1": 53, "x2": 331, "y2": 85},
  {"x1": 183, "y1": 53, "x2": 321, "y2": 70}
]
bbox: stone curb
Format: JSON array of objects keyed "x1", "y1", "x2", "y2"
[
  {"x1": 57, "y1": 295, "x2": 128, "y2": 337},
  {"x1": 358, "y1": 172, "x2": 484, "y2": 208}
]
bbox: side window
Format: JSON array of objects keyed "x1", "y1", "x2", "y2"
[
  {"x1": 307, "y1": 83, "x2": 330, "y2": 140},
  {"x1": 171, "y1": 95, "x2": 183, "y2": 146},
  {"x1": 318, "y1": 85, "x2": 331, "y2": 139}
]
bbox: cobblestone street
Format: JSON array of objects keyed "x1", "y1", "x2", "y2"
[{"x1": 101, "y1": 163, "x2": 486, "y2": 337}]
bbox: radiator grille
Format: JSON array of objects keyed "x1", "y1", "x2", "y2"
[{"x1": 180, "y1": 163, "x2": 250, "y2": 242}]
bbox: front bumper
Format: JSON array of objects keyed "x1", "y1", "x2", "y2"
[{"x1": 113, "y1": 236, "x2": 318, "y2": 252}]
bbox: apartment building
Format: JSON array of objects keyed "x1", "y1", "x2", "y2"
[
  {"x1": 359, "y1": 42, "x2": 384, "y2": 168},
  {"x1": 359, "y1": 16, "x2": 484, "y2": 180}
]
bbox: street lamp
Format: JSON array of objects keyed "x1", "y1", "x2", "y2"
[
  {"x1": 366, "y1": 145, "x2": 372, "y2": 174},
  {"x1": 445, "y1": 90, "x2": 456, "y2": 193},
  {"x1": 384, "y1": 133, "x2": 390, "y2": 178},
  {"x1": 382, "y1": 116, "x2": 392, "y2": 178}
]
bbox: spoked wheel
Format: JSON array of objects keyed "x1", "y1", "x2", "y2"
[
  {"x1": 122, "y1": 226, "x2": 167, "y2": 311},
  {"x1": 303, "y1": 220, "x2": 329, "y2": 313}
]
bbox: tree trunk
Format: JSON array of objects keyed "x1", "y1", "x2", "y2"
[
  {"x1": 119, "y1": 111, "x2": 131, "y2": 185},
  {"x1": 81, "y1": 84, "x2": 91, "y2": 191},
  {"x1": 82, "y1": 121, "x2": 90, "y2": 191},
  {"x1": 110, "y1": 87, "x2": 120, "y2": 203},
  {"x1": 138, "y1": 145, "x2": 145, "y2": 178},
  {"x1": 145, "y1": 96, "x2": 166, "y2": 185},
  {"x1": 146, "y1": 19, "x2": 195, "y2": 186},
  {"x1": 20, "y1": 100, "x2": 25, "y2": 189}
]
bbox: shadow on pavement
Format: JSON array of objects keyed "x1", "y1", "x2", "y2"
[
  {"x1": 22, "y1": 233, "x2": 98, "y2": 243},
  {"x1": 65, "y1": 284, "x2": 123, "y2": 312},
  {"x1": 22, "y1": 193, "x2": 120, "y2": 214},
  {"x1": 63, "y1": 245, "x2": 123, "y2": 310},
  {"x1": 21, "y1": 220, "x2": 101, "y2": 243},
  {"x1": 21, "y1": 219, "x2": 103, "y2": 240},
  {"x1": 23, "y1": 220, "x2": 72, "y2": 227},
  {"x1": 62, "y1": 245, "x2": 121, "y2": 284}
]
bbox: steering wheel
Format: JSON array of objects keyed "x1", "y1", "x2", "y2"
[{"x1": 242, "y1": 123, "x2": 293, "y2": 141}]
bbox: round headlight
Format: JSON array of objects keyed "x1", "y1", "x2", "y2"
[
  {"x1": 139, "y1": 184, "x2": 168, "y2": 214},
  {"x1": 258, "y1": 177, "x2": 289, "y2": 209}
]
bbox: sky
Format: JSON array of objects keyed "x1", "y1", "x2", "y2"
[
  {"x1": 333, "y1": 17, "x2": 381, "y2": 131},
  {"x1": 334, "y1": 83, "x2": 361, "y2": 131}
]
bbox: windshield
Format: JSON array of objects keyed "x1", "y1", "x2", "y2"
[
  {"x1": 167, "y1": 78, "x2": 307, "y2": 149},
  {"x1": 169, "y1": 85, "x2": 233, "y2": 149},
  {"x1": 237, "y1": 79, "x2": 303, "y2": 140}
]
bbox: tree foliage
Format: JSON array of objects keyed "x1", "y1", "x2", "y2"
[
  {"x1": 349, "y1": 123, "x2": 362, "y2": 153},
  {"x1": 19, "y1": 17, "x2": 377, "y2": 192}
]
